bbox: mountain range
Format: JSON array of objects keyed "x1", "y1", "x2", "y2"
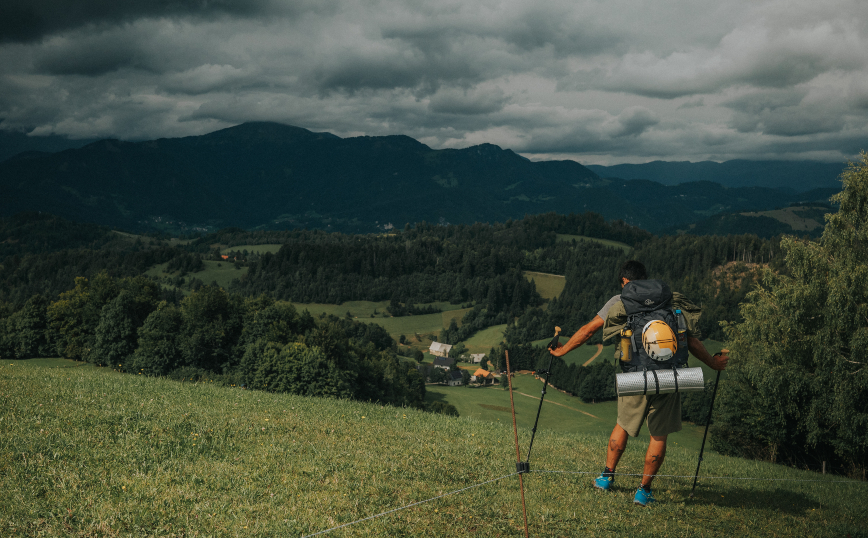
[
  {"x1": 587, "y1": 160, "x2": 844, "y2": 192},
  {"x1": 0, "y1": 122, "x2": 842, "y2": 235}
]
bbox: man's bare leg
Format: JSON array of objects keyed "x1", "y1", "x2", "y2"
[
  {"x1": 606, "y1": 424, "x2": 629, "y2": 470},
  {"x1": 640, "y1": 435, "x2": 667, "y2": 487}
]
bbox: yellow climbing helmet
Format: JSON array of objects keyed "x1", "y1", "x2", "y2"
[{"x1": 642, "y1": 320, "x2": 678, "y2": 361}]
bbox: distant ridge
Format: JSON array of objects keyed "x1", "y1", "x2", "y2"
[
  {"x1": 587, "y1": 160, "x2": 844, "y2": 192},
  {"x1": 0, "y1": 122, "x2": 843, "y2": 235}
]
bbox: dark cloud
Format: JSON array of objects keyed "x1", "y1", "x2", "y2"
[
  {"x1": 428, "y1": 87, "x2": 508, "y2": 115},
  {"x1": 0, "y1": 0, "x2": 866, "y2": 164},
  {"x1": 0, "y1": 0, "x2": 276, "y2": 43}
]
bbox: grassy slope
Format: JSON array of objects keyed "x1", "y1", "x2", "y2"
[
  {"x1": 144, "y1": 260, "x2": 249, "y2": 291},
  {"x1": 556, "y1": 234, "x2": 632, "y2": 253},
  {"x1": 462, "y1": 324, "x2": 507, "y2": 354},
  {"x1": 740, "y1": 207, "x2": 825, "y2": 232},
  {"x1": 219, "y1": 244, "x2": 283, "y2": 255},
  {"x1": 523, "y1": 271, "x2": 566, "y2": 300},
  {"x1": 2, "y1": 360, "x2": 863, "y2": 537}
]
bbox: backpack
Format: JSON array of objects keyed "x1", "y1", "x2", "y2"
[{"x1": 619, "y1": 280, "x2": 689, "y2": 373}]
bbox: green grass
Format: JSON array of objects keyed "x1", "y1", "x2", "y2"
[
  {"x1": 556, "y1": 234, "x2": 632, "y2": 253},
  {"x1": 144, "y1": 260, "x2": 248, "y2": 291},
  {"x1": 523, "y1": 271, "x2": 566, "y2": 300},
  {"x1": 462, "y1": 324, "x2": 507, "y2": 354},
  {"x1": 219, "y1": 244, "x2": 284, "y2": 255},
  {"x1": 3, "y1": 360, "x2": 864, "y2": 537},
  {"x1": 291, "y1": 302, "x2": 474, "y2": 351},
  {"x1": 740, "y1": 207, "x2": 827, "y2": 232},
  {"x1": 196, "y1": 260, "x2": 249, "y2": 288}
]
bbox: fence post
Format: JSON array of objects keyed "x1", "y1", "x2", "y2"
[{"x1": 822, "y1": 461, "x2": 826, "y2": 475}]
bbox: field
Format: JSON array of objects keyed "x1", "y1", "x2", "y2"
[
  {"x1": 462, "y1": 324, "x2": 507, "y2": 354},
  {"x1": 556, "y1": 234, "x2": 632, "y2": 253},
  {"x1": 2, "y1": 359, "x2": 864, "y2": 537},
  {"x1": 523, "y1": 271, "x2": 566, "y2": 300},
  {"x1": 144, "y1": 260, "x2": 248, "y2": 290},
  {"x1": 293, "y1": 302, "x2": 473, "y2": 351},
  {"x1": 219, "y1": 244, "x2": 284, "y2": 255},
  {"x1": 740, "y1": 206, "x2": 827, "y2": 232}
]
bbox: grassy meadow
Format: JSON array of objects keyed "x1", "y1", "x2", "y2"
[
  {"x1": 739, "y1": 207, "x2": 826, "y2": 233},
  {"x1": 555, "y1": 234, "x2": 632, "y2": 253},
  {"x1": 2, "y1": 359, "x2": 865, "y2": 537},
  {"x1": 219, "y1": 244, "x2": 284, "y2": 255},
  {"x1": 292, "y1": 301, "x2": 478, "y2": 354},
  {"x1": 462, "y1": 324, "x2": 507, "y2": 354},
  {"x1": 144, "y1": 260, "x2": 248, "y2": 291},
  {"x1": 523, "y1": 271, "x2": 566, "y2": 301}
]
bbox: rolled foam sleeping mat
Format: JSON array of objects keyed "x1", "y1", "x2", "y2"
[{"x1": 615, "y1": 367, "x2": 705, "y2": 397}]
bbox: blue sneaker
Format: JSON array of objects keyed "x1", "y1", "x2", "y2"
[
  {"x1": 633, "y1": 486, "x2": 655, "y2": 506},
  {"x1": 593, "y1": 474, "x2": 613, "y2": 491}
]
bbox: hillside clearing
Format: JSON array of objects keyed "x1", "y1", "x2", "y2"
[
  {"x1": 556, "y1": 234, "x2": 632, "y2": 253},
  {"x1": 523, "y1": 271, "x2": 566, "y2": 300},
  {"x1": 219, "y1": 243, "x2": 284, "y2": 255},
  {"x1": 740, "y1": 206, "x2": 828, "y2": 232},
  {"x1": 1, "y1": 360, "x2": 864, "y2": 537}
]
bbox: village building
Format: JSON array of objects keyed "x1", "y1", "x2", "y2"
[
  {"x1": 470, "y1": 353, "x2": 486, "y2": 364},
  {"x1": 432, "y1": 357, "x2": 455, "y2": 370},
  {"x1": 472, "y1": 368, "x2": 496, "y2": 385},
  {"x1": 429, "y1": 341, "x2": 452, "y2": 357},
  {"x1": 446, "y1": 369, "x2": 464, "y2": 386}
]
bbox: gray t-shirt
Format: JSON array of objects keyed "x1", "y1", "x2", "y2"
[{"x1": 597, "y1": 294, "x2": 621, "y2": 321}]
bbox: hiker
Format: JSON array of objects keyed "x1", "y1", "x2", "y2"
[{"x1": 549, "y1": 260, "x2": 728, "y2": 506}]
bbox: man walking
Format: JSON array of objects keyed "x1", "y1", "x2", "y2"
[{"x1": 549, "y1": 260, "x2": 728, "y2": 505}]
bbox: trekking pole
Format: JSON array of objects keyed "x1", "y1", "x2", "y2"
[
  {"x1": 523, "y1": 326, "x2": 561, "y2": 466},
  {"x1": 505, "y1": 350, "x2": 530, "y2": 538},
  {"x1": 689, "y1": 366, "x2": 722, "y2": 498}
]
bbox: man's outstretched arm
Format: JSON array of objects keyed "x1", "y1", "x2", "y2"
[
  {"x1": 687, "y1": 336, "x2": 729, "y2": 370},
  {"x1": 549, "y1": 316, "x2": 604, "y2": 357}
]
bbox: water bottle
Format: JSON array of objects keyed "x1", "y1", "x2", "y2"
[
  {"x1": 620, "y1": 328, "x2": 632, "y2": 362},
  {"x1": 675, "y1": 309, "x2": 687, "y2": 334}
]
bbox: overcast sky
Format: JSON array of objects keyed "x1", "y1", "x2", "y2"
[{"x1": 1, "y1": 0, "x2": 867, "y2": 164}]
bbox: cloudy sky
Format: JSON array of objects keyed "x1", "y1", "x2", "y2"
[{"x1": 1, "y1": 0, "x2": 867, "y2": 164}]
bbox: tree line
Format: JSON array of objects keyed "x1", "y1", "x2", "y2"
[
  {"x1": 710, "y1": 153, "x2": 868, "y2": 476},
  {"x1": 0, "y1": 272, "x2": 432, "y2": 412}
]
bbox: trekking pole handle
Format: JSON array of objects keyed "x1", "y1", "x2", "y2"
[{"x1": 547, "y1": 326, "x2": 561, "y2": 350}]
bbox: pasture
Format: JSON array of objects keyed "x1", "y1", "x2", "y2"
[
  {"x1": 523, "y1": 271, "x2": 566, "y2": 300},
  {"x1": 740, "y1": 206, "x2": 827, "y2": 232},
  {"x1": 219, "y1": 244, "x2": 284, "y2": 255},
  {"x1": 462, "y1": 324, "x2": 507, "y2": 354},
  {"x1": 144, "y1": 260, "x2": 248, "y2": 290},
  {"x1": 556, "y1": 234, "x2": 632, "y2": 253},
  {"x1": 2, "y1": 359, "x2": 863, "y2": 537}
]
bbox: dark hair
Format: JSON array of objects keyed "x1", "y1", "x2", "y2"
[{"x1": 618, "y1": 260, "x2": 647, "y2": 284}]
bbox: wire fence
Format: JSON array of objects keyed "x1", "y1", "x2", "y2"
[{"x1": 298, "y1": 466, "x2": 866, "y2": 537}]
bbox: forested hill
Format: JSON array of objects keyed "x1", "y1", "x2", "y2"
[
  {"x1": 0, "y1": 121, "x2": 839, "y2": 235},
  {"x1": 587, "y1": 160, "x2": 845, "y2": 191}
]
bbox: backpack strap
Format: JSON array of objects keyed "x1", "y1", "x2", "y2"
[
  {"x1": 673, "y1": 366, "x2": 679, "y2": 394},
  {"x1": 650, "y1": 370, "x2": 660, "y2": 395}
]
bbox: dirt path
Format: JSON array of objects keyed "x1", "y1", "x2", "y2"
[
  {"x1": 582, "y1": 343, "x2": 604, "y2": 367},
  {"x1": 515, "y1": 391, "x2": 600, "y2": 419}
]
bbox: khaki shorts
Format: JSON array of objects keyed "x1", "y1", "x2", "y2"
[{"x1": 617, "y1": 393, "x2": 682, "y2": 437}]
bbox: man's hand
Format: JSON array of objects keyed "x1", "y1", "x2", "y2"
[
  {"x1": 709, "y1": 349, "x2": 729, "y2": 371},
  {"x1": 548, "y1": 342, "x2": 568, "y2": 357},
  {"x1": 687, "y1": 337, "x2": 729, "y2": 371}
]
